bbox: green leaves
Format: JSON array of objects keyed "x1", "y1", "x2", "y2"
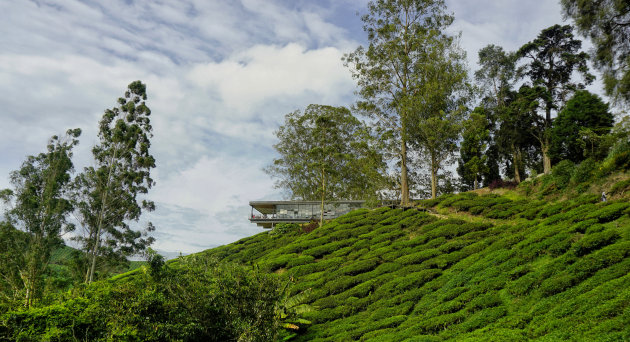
[
  {"x1": 266, "y1": 104, "x2": 386, "y2": 211},
  {"x1": 0, "y1": 129, "x2": 81, "y2": 308},
  {"x1": 562, "y1": 0, "x2": 630, "y2": 105},
  {"x1": 73, "y1": 81, "x2": 156, "y2": 283},
  {"x1": 345, "y1": 0, "x2": 463, "y2": 203}
]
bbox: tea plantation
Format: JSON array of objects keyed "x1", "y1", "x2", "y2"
[
  {"x1": 3, "y1": 174, "x2": 630, "y2": 341},
  {"x1": 202, "y1": 191, "x2": 630, "y2": 341}
]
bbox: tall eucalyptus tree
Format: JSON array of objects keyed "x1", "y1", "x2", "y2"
[
  {"x1": 73, "y1": 81, "x2": 156, "y2": 283},
  {"x1": 344, "y1": 0, "x2": 457, "y2": 204}
]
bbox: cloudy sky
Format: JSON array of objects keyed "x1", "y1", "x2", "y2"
[{"x1": 0, "y1": 0, "x2": 604, "y2": 256}]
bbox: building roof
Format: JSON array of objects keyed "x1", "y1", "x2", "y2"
[{"x1": 249, "y1": 200, "x2": 365, "y2": 215}]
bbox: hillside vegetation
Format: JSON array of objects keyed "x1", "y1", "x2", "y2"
[
  {"x1": 201, "y1": 177, "x2": 630, "y2": 341},
  {"x1": 2, "y1": 171, "x2": 630, "y2": 341}
]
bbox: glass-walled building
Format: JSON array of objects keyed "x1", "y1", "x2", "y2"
[{"x1": 249, "y1": 200, "x2": 365, "y2": 228}]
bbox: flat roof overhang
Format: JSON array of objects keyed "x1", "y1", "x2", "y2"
[{"x1": 249, "y1": 200, "x2": 365, "y2": 214}]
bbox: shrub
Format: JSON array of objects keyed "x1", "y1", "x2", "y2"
[
  {"x1": 569, "y1": 241, "x2": 630, "y2": 280},
  {"x1": 395, "y1": 249, "x2": 440, "y2": 265},
  {"x1": 573, "y1": 229, "x2": 620, "y2": 256},
  {"x1": 303, "y1": 241, "x2": 348, "y2": 258},
  {"x1": 552, "y1": 160, "x2": 575, "y2": 189},
  {"x1": 286, "y1": 255, "x2": 315, "y2": 268},
  {"x1": 539, "y1": 273, "x2": 576, "y2": 296},
  {"x1": 585, "y1": 202, "x2": 630, "y2": 222},
  {"x1": 270, "y1": 223, "x2": 300, "y2": 235},
  {"x1": 612, "y1": 150, "x2": 630, "y2": 170},
  {"x1": 336, "y1": 258, "x2": 379, "y2": 276},
  {"x1": 301, "y1": 221, "x2": 319, "y2": 233},
  {"x1": 469, "y1": 206, "x2": 485, "y2": 215},
  {"x1": 538, "y1": 203, "x2": 565, "y2": 218},
  {"x1": 260, "y1": 253, "x2": 297, "y2": 271},
  {"x1": 570, "y1": 158, "x2": 597, "y2": 184}
]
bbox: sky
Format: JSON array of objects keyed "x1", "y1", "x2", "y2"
[{"x1": 0, "y1": 0, "x2": 606, "y2": 257}]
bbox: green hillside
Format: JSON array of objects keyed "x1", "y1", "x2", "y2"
[
  {"x1": 200, "y1": 185, "x2": 630, "y2": 340},
  {"x1": 3, "y1": 172, "x2": 630, "y2": 341}
]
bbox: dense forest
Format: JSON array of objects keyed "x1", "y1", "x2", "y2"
[{"x1": 1, "y1": 0, "x2": 629, "y2": 340}]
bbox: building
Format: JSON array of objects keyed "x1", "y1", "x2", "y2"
[{"x1": 249, "y1": 200, "x2": 365, "y2": 228}]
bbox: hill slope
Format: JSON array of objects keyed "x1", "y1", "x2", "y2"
[{"x1": 202, "y1": 192, "x2": 630, "y2": 341}]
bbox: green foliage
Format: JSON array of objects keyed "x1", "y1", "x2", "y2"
[
  {"x1": 458, "y1": 109, "x2": 491, "y2": 190},
  {"x1": 551, "y1": 90, "x2": 614, "y2": 163},
  {"x1": 271, "y1": 223, "x2": 301, "y2": 235},
  {"x1": 1, "y1": 256, "x2": 282, "y2": 341},
  {"x1": 265, "y1": 104, "x2": 386, "y2": 226},
  {"x1": 562, "y1": 0, "x2": 630, "y2": 105},
  {"x1": 518, "y1": 24, "x2": 593, "y2": 174},
  {"x1": 72, "y1": 81, "x2": 156, "y2": 284},
  {"x1": 585, "y1": 203, "x2": 630, "y2": 223},
  {"x1": 610, "y1": 179, "x2": 630, "y2": 196},
  {"x1": 0, "y1": 129, "x2": 81, "y2": 308},
  {"x1": 344, "y1": 0, "x2": 467, "y2": 202},
  {"x1": 573, "y1": 229, "x2": 620, "y2": 256},
  {"x1": 551, "y1": 160, "x2": 575, "y2": 189},
  {"x1": 7, "y1": 177, "x2": 630, "y2": 341}
]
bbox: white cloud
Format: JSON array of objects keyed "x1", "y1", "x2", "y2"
[
  {"x1": 188, "y1": 43, "x2": 354, "y2": 114},
  {"x1": 0, "y1": 0, "x2": 611, "y2": 255}
]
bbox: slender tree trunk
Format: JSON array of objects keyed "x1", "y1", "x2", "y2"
[
  {"x1": 512, "y1": 143, "x2": 521, "y2": 183},
  {"x1": 88, "y1": 147, "x2": 119, "y2": 283},
  {"x1": 542, "y1": 136, "x2": 551, "y2": 174},
  {"x1": 320, "y1": 167, "x2": 325, "y2": 228},
  {"x1": 400, "y1": 137, "x2": 410, "y2": 206},
  {"x1": 430, "y1": 153, "x2": 437, "y2": 199},
  {"x1": 473, "y1": 175, "x2": 478, "y2": 190},
  {"x1": 543, "y1": 105, "x2": 552, "y2": 174}
]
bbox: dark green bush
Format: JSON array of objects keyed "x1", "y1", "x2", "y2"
[
  {"x1": 539, "y1": 273, "x2": 576, "y2": 296},
  {"x1": 573, "y1": 229, "x2": 620, "y2": 256},
  {"x1": 336, "y1": 258, "x2": 379, "y2": 276},
  {"x1": 585, "y1": 202, "x2": 630, "y2": 222},
  {"x1": 395, "y1": 249, "x2": 440, "y2": 266},
  {"x1": 570, "y1": 158, "x2": 597, "y2": 184},
  {"x1": 469, "y1": 206, "x2": 485, "y2": 215},
  {"x1": 286, "y1": 255, "x2": 315, "y2": 268},
  {"x1": 538, "y1": 203, "x2": 566, "y2": 218}
]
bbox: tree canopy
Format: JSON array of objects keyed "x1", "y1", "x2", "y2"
[
  {"x1": 265, "y1": 104, "x2": 385, "y2": 225},
  {"x1": 562, "y1": 0, "x2": 630, "y2": 105},
  {"x1": 72, "y1": 81, "x2": 156, "y2": 283},
  {"x1": 518, "y1": 24, "x2": 594, "y2": 174},
  {"x1": 551, "y1": 90, "x2": 614, "y2": 163},
  {"x1": 344, "y1": 0, "x2": 468, "y2": 201},
  {"x1": 0, "y1": 129, "x2": 81, "y2": 308}
]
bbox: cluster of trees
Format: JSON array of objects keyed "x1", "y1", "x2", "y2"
[
  {"x1": 267, "y1": 0, "x2": 629, "y2": 207},
  {"x1": 1, "y1": 254, "x2": 289, "y2": 341},
  {"x1": 0, "y1": 81, "x2": 156, "y2": 310}
]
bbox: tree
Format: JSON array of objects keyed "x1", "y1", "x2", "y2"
[
  {"x1": 411, "y1": 32, "x2": 469, "y2": 199},
  {"x1": 551, "y1": 90, "x2": 614, "y2": 163},
  {"x1": 343, "y1": 0, "x2": 454, "y2": 205},
  {"x1": 0, "y1": 129, "x2": 80, "y2": 308},
  {"x1": 496, "y1": 86, "x2": 540, "y2": 183},
  {"x1": 475, "y1": 45, "x2": 518, "y2": 108},
  {"x1": 458, "y1": 108, "x2": 490, "y2": 190},
  {"x1": 562, "y1": 0, "x2": 630, "y2": 105},
  {"x1": 518, "y1": 24, "x2": 594, "y2": 174},
  {"x1": 73, "y1": 81, "x2": 155, "y2": 283},
  {"x1": 265, "y1": 104, "x2": 385, "y2": 227},
  {"x1": 474, "y1": 45, "x2": 518, "y2": 185}
]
